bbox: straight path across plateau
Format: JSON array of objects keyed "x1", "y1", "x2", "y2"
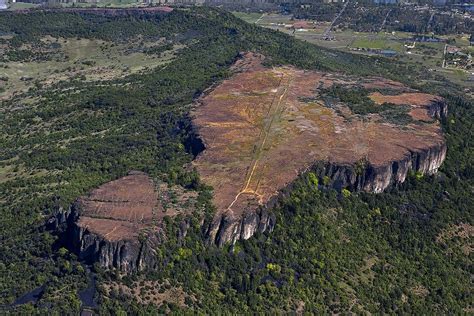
[{"x1": 226, "y1": 70, "x2": 293, "y2": 211}]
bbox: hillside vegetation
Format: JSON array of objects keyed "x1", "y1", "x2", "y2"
[{"x1": 0, "y1": 7, "x2": 471, "y2": 314}]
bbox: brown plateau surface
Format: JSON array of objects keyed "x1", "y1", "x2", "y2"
[
  {"x1": 193, "y1": 53, "x2": 447, "y2": 245},
  {"x1": 76, "y1": 171, "x2": 163, "y2": 242},
  {"x1": 51, "y1": 171, "x2": 197, "y2": 271}
]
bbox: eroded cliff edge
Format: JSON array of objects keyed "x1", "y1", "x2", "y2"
[
  {"x1": 204, "y1": 140, "x2": 447, "y2": 247},
  {"x1": 49, "y1": 172, "x2": 196, "y2": 272},
  {"x1": 194, "y1": 52, "x2": 448, "y2": 246},
  {"x1": 50, "y1": 54, "x2": 448, "y2": 270},
  {"x1": 49, "y1": 204, "x2": 163, "y2": 272}
]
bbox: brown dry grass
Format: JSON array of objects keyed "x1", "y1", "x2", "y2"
[
  {"x1": 192, "y1": 53, "x2": 445, "y2": 220},
  {"x1": 370, "y1": 92, "x2": 443, "y2": 121},
  {"x1": 370, "y1": 92, "x2": 441, "y2": 107},
  {"x1": 77, "y1": 171, "x2": 197, "y2": 241}
]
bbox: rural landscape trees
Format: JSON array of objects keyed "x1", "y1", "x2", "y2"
[{"x1": 0, "y1": 6, "x2": 472, "y2": 314}]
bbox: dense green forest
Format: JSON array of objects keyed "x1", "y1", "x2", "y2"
[{"x1": 0, "y1": 7, "x2": 472, "y2": 314}]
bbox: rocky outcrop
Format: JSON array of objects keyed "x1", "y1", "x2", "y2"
[
  {"x1": 48, "y1": 172, "x2": 198, "y2": 272},
  {"x1": 427, "y1": 99, "x2": 448, "y2": 120},
  {"x1": 206, "y1": 208, "x2": 275, "y2": 247},
  {"x1": 314, "y1": 142, "x2": 447, "y2": 193},
  {"x1": 48, "y1": 204, "x2": 164, "y2": 272},
  {"x1": 193, "y1": 54, "x2": 448, "y2": 247},
  {"x1": 70, "y1": 219, "x2": 163, "y2": 272},
  {"x1": 205, "y1": 140, "x2": 446, "y2": 246}
]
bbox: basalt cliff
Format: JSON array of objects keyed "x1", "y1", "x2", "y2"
[
  {"x1": 49, "y1": 172, "x2": 196, "y2": 272},
  {"x1": 203, "y1": 141, "x2": 446, "y2": 247},
  {"x1": 194, "y1": 52, "x2": 447, "y2": 246},
  {"x1": 51, "y1": 53, "x2": 447, "y2": 270},
  {"x1": 49, "y1": 203, "x2": 163, "y2": 272}
]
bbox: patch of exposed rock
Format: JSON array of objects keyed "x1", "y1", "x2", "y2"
[
  {"x1": 206, "y1": 208, "x2": 276, "y2": 247},
  {"x1": 203, "y1": 141, "x2": 447, "y2": 246}
]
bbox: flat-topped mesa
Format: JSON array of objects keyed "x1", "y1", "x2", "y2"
[
  {"x1": 49, "y1": 171, "x2": 197, "y2": 272},
  {"x1": 192, "y1": 52, "x2": 447, "y2": 246}
]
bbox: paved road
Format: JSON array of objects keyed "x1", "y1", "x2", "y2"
[{"x1": 323, "y1": 1, "x2": 349, "y2": 40}]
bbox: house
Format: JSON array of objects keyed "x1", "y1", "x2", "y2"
[{"x1": 446, "y1": 46, "x2": 461, "y2": 54}]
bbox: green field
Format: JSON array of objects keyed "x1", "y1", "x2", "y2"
[
  {"x1": 351, "y1": 37, "x2": 397, "y2": 50},
  {"x1": 0, "y1": 37, "x2": 180, "y2": 99},
  {"x1": 231, "y1": 11, "x2": 473, "y2": 89},
  {"x1": 231, "y1": 11, "x2": 263, "y2": 24},
  {"x1": 5, "y1": 2, "x2": 40, "y2": 9}
]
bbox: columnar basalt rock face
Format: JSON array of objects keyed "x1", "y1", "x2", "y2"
[
  {"x1": 193, "y1": 52, "x2": 447, "y2": 246},
  {"x1": 312, "y1": 142, "x2": 447, "y2": 194},
  {"x1": 68, "y1": 212, "x2": 164, "y2": 272},
  {"x1": 206, "y1": 208, "x2": 275, "y2": 247},
  {"x1": 50, "y1": 171, "x2": 197, "y2": 271}
]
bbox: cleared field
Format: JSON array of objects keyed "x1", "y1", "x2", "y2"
[
  {"x1": 350, "y1": 37, "x2": 404, "y2": 50},
  {"x1": 232, "y1": 11, "x2": 263, "y2": 24},
  {"x1": 193, "y1": 52, "x2": 445, "y2": 218},
  {"x1": 233, "y1": 12, "x2": 472, "y2": 88},
  {"x1": 6, "y1": 2, "x2": 40, "y2": 9}
]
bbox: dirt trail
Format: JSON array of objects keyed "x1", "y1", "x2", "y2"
[
  {"x1": 103, "y1": 225, "x2": 118, "y2": 239},
  {"x1": 194, "y1": 53, "x2": 446, "y2": 225},
  {"x1": 226, "y1": 70, "x2": 293, "y2": 211}
]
